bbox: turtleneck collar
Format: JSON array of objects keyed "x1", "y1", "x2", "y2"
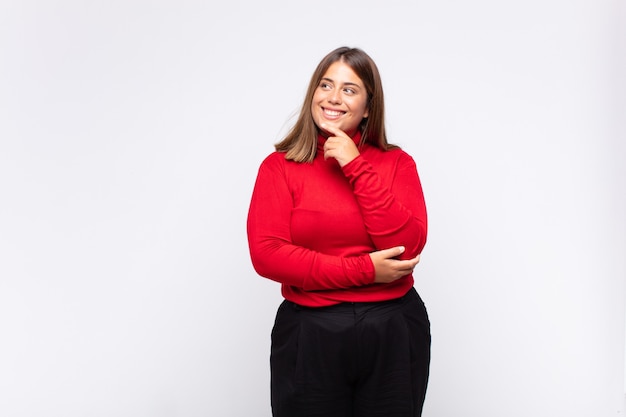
[{"x1": 317, "y1": 129, "x2": 363, "y2": 151}]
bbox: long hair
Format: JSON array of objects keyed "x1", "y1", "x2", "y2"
[{"x1": 275, "y1": 47, "x2": 396, "y2": 163}]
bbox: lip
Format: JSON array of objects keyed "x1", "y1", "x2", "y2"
[{"x1": 321, "y1": 107, "x2": 346, "y2": 120}]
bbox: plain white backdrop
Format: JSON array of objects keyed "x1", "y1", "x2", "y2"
[{"x1": 1, "y1": 1, "x2": 624, "y2": 416}]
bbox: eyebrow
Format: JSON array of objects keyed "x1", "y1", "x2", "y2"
[{"x1": 321, "y1": 77, "x2": 362, "y2": 88}]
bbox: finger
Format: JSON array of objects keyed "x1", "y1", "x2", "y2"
[
  {"x1": 395, "y1": 255, "x2": 420, "y2": 268},
  {"x1": 323, "y1": 143, "x2": 335, "y2": 160},
  {"x1": 379, "y1": 246, "x2": 405, "y2": 259},
  {"x1": 396, "y1": 259, "x2": 418, "y2": 270},
  {"x1": 390, "y1": 246, "x2": 406, "y2": 256},
  {"x1": 406, "y1": 255, "x2": 420, "y2": 266},
  {"x1": 320, "y1": 123, "x2": 349, "y2": 139},
  {"x1": 397, "y1": 254, "x2": 420, "y2": 267}
]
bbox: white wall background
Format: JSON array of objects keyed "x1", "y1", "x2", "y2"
[{"x1": 1, "y1": 1, "x2": 624, "y2": 416}]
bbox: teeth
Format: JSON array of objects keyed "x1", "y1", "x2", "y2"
[{"x1": 324, "y1": 109, "x2": 344, "y2": 116}]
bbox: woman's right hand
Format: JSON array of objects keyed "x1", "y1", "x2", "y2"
[{"x1": 369, "y1": 246, "x2": 421, "y2": 284}]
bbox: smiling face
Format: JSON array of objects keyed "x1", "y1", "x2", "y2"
[{"x1": 311, "y1": 60, "x2": 370, "y2": 138}]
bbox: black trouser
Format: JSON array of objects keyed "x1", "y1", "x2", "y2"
[{"x1": 270, "y1": 287, "x2": 431, "y2": 417}]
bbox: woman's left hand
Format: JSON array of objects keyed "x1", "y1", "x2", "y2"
[{"x1": 321, "y1": 124, "x2": 360, "y2": 167}]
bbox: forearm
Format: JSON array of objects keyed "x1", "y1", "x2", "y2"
[
  {"x1": 342, "y1": 154, "x2": 427, "y2": 258},
  {"x1": 247, "y1": 238, "x2": 374, "y2": 291}
]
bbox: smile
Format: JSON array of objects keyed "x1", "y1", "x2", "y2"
[{"x1": 323, "y1": 108, "x2": 346, "y2": 117}]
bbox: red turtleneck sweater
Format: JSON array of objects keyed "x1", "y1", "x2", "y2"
[{"x1": 247, "y1": 132, "x2": 427, "y2": 307}]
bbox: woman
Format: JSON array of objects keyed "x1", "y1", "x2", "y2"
[{"x1": 247, "y1": 46, "x2": 430, "y2": 417}]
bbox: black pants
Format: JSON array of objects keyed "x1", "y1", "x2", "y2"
[{"x1": 270, "y1": 288, "x2": 430, "y2": 417}]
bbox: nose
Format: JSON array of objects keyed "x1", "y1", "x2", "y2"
[{"x1": 328, "y1": 90, "x2": 342, "y2": 104}]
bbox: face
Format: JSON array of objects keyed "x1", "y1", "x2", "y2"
[{"x1": 311, "y1": 60, "x2": 369, "y2": 138}]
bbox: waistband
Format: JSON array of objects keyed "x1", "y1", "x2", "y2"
[{"x1": 288, "y1": 287, "x2": 418, "y2": 311}]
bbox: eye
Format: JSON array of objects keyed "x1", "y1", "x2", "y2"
[
  {"x1": 319, "y1": 82, "x2": 332, "y2": 90},
  {"x1": 343, "y1": 87, "x2": 356, "y2": 95}
]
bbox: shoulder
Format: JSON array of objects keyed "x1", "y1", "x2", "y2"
[
  {"x1": 258, "y1": 151, "x2": 289, "y2": 169},
  {"x1": 261, "y1": 151, "x2": 286, "y2": 163},
  {"x1": 394, "y1": 148, "x2": 417, "y2": 165},
  {"x1": 256, "y1": 151, "x2": 304, "y2": 177}
]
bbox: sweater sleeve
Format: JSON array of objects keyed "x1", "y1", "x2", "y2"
[
  {"x1": 246, "y1": 154, "x2": 375, "y2": 291},
  {"x1": 341, "y1": 151, "x2": 427, "y2": 259}
]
